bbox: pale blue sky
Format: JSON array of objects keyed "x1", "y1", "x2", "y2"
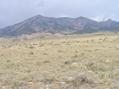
[{"x1": 0, "y1": 0, "x2": 119, "y2": 27}]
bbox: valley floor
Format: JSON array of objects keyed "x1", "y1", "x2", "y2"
[{"x1": 0, "y1": 33, "x2": 119, "y2": 89}]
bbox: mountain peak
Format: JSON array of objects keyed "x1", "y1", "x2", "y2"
[
  {"x1": 107, "y1": 19, "x2": 113, "y2": 21},
  {"x1": 0, "y1": 15, "x2": 119, "y2": 37},
  {"x1": 76, "y1": 16, "x2": 88, "y2": 20},
  {"x1": 101, "y1": 19, "x2": 117, "y2": 23}
]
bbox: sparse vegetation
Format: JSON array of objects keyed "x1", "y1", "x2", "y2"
[{"x1": 0, "y1": 33, "x2": 118, "y2": 89}]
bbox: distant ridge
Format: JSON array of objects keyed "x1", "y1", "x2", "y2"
[{"x1": 0, "y1": 15, "x2": 119, "y2": 37}]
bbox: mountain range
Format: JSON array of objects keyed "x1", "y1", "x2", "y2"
[{"x1": 0, "y1": 15, "x2": 119, "y2": 37}]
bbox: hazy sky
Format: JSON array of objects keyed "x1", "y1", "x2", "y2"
[{"x1": 0, "y1": 0, "x2": 119, "y2": 27}]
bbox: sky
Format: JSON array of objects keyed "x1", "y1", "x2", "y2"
[{"x1": 0, "y1": 0, "x2": 119, "y2": 28}]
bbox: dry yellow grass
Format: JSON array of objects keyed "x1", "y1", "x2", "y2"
[{"x1": 0, "y1": 33, "x2": 119, "y2": 89}]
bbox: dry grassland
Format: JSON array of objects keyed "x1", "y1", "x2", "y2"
[{"x1": 0, "y1": 33, "x2": 119, "y2": 89}]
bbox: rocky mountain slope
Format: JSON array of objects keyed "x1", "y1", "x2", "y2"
[{"x1": 0, "y1": 15, "x2": 119, "y2": 36}]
